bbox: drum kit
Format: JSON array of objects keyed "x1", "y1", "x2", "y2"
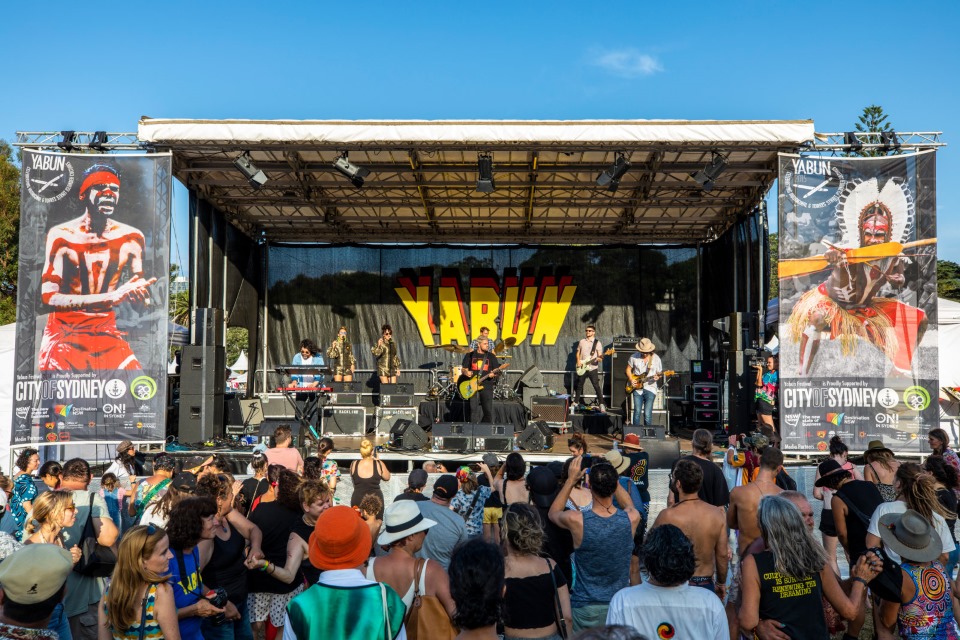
[{"x1": 425, "y1": 338, "x2": 517, "y2": 401}]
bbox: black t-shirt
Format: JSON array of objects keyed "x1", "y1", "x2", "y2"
[
  {"x1": 534, "y1": 504, "x2": 574, "y2": 584},
  {"x1": 247, "y1": 503, "x2": 302, "y2": 594},
  {"x1": 673, "y1": 455, "x2": 729, "y2": 508},
  {"x1": 292, "y1": 518, "x2": 322, "y2": 586},
  {"x1": 754, "y1": 549, "x2": 828, "y2": 639},
  {"x1": 461, "y1": 351, "x2": 501, "y2": 379},
  {"x1": 835, "y1": 480, "x2": 884, "y2": 562},
  {"x1": 623, "y1": 451, "x2": 650, "y2": 503},
  {"x1": 937, "y1": 488, "x2": 958, "y2": 543}
]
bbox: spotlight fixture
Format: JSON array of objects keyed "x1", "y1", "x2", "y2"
[
  {"x1": 881, "y1": 130, "x2": 900, "y2": 152},
  {"x1": 89, "y1": 131, "x2": 108, "y2": 151},
  {"x1": 843, "y1": 131, "x2": 863, "y2": 154},
  {"x1": 596, "y1": 152, "x2": 630, "y2": 192},
  {"x1": 476, "y1": 153, "x2": 496, "y2": 193},
  {"x1": 332, "y1": 152, "x2": 370, "y2": 188},
  {"x1": 234, "y1": 152, "x2": 269, "y2": 189},
  {"x1": 690, "y1": 153, "x2": 728, "y2": 191},
  {"x1": 57, "y1": 131, "x2": 76, "y2": 152}
]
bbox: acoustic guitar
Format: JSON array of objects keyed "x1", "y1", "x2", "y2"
[
  {"x1": 575, "y1": 347, "x2": 616, "y2": 376},
  {"x1": 458, "y1": 363, "x2": 510, "y2": 400},
  {"x1": 625, "y1": 369, "x2": 675, "y2": 394}
]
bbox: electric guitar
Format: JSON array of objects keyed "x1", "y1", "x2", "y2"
[
  {"x1": 458, "y1": 363, "x2": 510, "y2": 400},
  {"x1": 625, "y1": 369, "x2": 675, "y2": 394},
  {"x1": 575, "y1": 347, "x2": 616, "y2": 376}
]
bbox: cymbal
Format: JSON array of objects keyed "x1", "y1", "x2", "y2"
[
  {"x1": 425, "y1": 344, "x2": 447, "y2": 349},
  {"x1": 442, "y1": 344, "x2": 471, "y2": 354},
  {"x1": 494, "y1": 337, "x2": 516, "y2": 354}
]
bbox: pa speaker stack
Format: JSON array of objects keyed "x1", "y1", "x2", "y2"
[
  {"x1": 387, "y1": 419, "x2": 429, "y2": 451},
  {"x1": 380, "y1": 383, "x2": 414, "y2": 407},
  {"x1": 471, "y1": 423, "x2": 514, "y2": 452},
  {"x1": 432, "y1": 423, "x2": 514, "y2": 452},
  {"x1": 328, "y1": 381, "x2": 362, "y2": 405},
  {"x1": 518, "y1": 420, "x2": 555, "y2": 451}
]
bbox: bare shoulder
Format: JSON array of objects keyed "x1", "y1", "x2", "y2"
[{"x1": 154, "y1": 582, "x2": 174, "y2": 599}]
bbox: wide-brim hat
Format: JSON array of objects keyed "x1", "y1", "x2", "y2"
[
  {"x1": 377, "y1": 501, "x2": 437, "y2": 546},
  {"x1": 526, "y1": 466, "x2": 559, "y2": 509},
  {"x1": 117, "y1": 440, "x2": 134, "y2": 454},
  {"x1": 310, "y1": 506, "x2": 373, "y2": 570},
  {"x1": 603, "y1": 450, "x2": 631, "y2": 475},
  {"x1": 635, "y1": 338, "x2": 656, "y2": 353},
  {"x1": 864, "y1": 440, "x2": 894, "y2": 457},
  {"x1": 814, "y1": 458, "x2": 849, "y2": 487},
  {"x1": 878, "y1": 509, "x2": 942, "y2": 563},
  {"x1": 621, "y1": 433, "x2": 643, "y2": 450}
]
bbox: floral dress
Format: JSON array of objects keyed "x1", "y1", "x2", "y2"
[{"x1": 10, "y1": 473, "x2": 37, "y2": 541}]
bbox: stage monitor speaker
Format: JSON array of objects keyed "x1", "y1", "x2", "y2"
[
  {"x1": 178, "y1": 392, "x2": 224, "y2": 443},
  {"x1": 388, "y1": 419, "x2": 429, "y2": 451},
  {"x1": 515, "y1": 366, "x2": 544, "y2": 389},
  {"x1": 642, "y1": 438, "x2": 682, "y2": 469},
  {"x1": 380, "y1": 383, "x2": 414, "y2": 407},
  {"x1": 226, "y1": 397, "x2": 264, "y2": 428},
  {"x1": 322, "y1": 407, "x2": 366, "y2": 436},
  {"x1": 328, "y1": 381, "x2": 362, "y2": 404},
  {"x1": 518, "y1": 420, "x2": 555, "y2": 451},
  {"x1": 471, "y1": 424, "x2": 514, "y2": 452},
  {"x1": 180, "y1": 345, "x2": 226, "y2": 391},
  {"x1": 376, "y1": 407, "x2": 419, "y2": 436},
  {"x1": 624, "y1": 422, "x2": 666, "y2": 441},
  {"x1": 194, "y1": 307, "x2": 224, "y2": 346},
  {"x1": 530, "y1": 396, "x2": 568, "y2": 423},
  {"x1": 432, "y1": 423, "x2": 473, "y2": 452}
]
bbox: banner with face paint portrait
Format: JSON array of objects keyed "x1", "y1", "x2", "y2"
[
  {"x1": 777, "y1": 151, "x2": 938, "y2": 453},
  {"x1": 12, "y1": 151, "x2": 172, "y2": 446}
]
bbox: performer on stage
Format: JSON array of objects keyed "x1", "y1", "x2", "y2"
[
  {"x1": 461, "y1": 337, "x2": 501, "y2": 423},
  {"x1": 469, "y1": 326, "x2": 492, "y2": 351},
  {"x1": 38, "y1": 163, "x2": 157, "y2": 371},
  {"x1": 574, "y1": 325, "x2": 606, "y2": 411},
  {"x1": 292, "y1": 338, "x2": 323, "y2": 387},
  {"x1": 326, "y1": 326, "x2": 356, "y2": 382},
  {"x1": 626, "y1": 338, "x2": 661, "y2": 427},
  {"x1": 371, "y1": 324, "x2": 400, "y2": 384},
  {"x1": 787, "y1": 178, "x2": 928, "y2": 377}
]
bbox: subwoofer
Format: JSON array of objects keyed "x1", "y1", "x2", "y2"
[
  {"x1": 388, "y1": 419, "x2": 429, "y2": 451},
  {"x1": 471, "y1": 423, "x2": 513, "y2": 452},
  {"x1": 518, "y1": 420, "x2": 555, "y2": 451},
  {"x1": 432, "y1": 423, "x2": 472, "y2": 452}
]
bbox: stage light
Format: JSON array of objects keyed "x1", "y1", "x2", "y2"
[
  {"x1": 476, "y1": 153, "x2": 496, "y2": 193},
  {"x1": 843, "y1": 132, "x2": 863, "y2": 154},
  {"x1": 234, "y1": 152, "x2": 268, "y2": 189},
  {"x1": 691, "y1": 153, "x2": 727, "y2": 191},
  {"x1": 88, "y1": 131, "x2": 108, "y2": 151},
  {"x1": 57, "y1": 131, "x2": 76, "y2": 152},
  {"x1": 596, "y1": 152, "x2": 630, "y2": 192},
  {"x1": 332, "y1": 152, "x2": 370, "y2": 188},
  {"x1": 881, "y1": 130, "x2": 900, "y2": 152}
]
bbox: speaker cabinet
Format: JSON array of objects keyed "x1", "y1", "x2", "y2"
[
  {"x1": 641, "y1": 439, "x2": 682, "y2": 469},
  {"x1": 518, "y1": 420, "x2": 555, "y2": 451},
  {"x1": 521, "y1": 386, "x2": 548, "y2": 410},
  {"x1": 609, "y1": 347, "x2": 637, "y2": 411},
  {"x1": 380, "y1": 383, "x2": 414, "y2": 407},
  {"x1": 178, "y1": 392, "x2": 224, "y2": 443},
  {"x1": 624, "y1": 422, "x2": 666, "y2": 440},
  {"x1": 376, "y1": 407, "x2": 419, "y2": 436},
  {"x1": 516, "y1": 366, "x2": 544, "y2": 389},
  {"x1": 226, "y1": 397, "x2": 264, "y2": 428},
  {"x1": 328, "y1": 381, "x2": 362, "y2": 405},
  {"x1": 259, "y1": 393, "x2": 295, "y2": 419},
  {"x1": 432, "y1": 423, "x2": 472, "y2": 452},
  {"x1": 388, "y1": 419, "x2": 429, "y2": 451},
  {"x1": 471, "y1": 424, "x2": 513, "y2": 452},
  {"x1": 530, "y1": 397, "x2": 568, "y2": 423},
  {"x1": 180, "y1": 345, "x2": 226, "y2": 392},
  {"x1": 322, "y1": 407, "x2": 366, "y2": 436},
  {"x1": 194, "y1": 307, "x2": 224, "y2": 346}
]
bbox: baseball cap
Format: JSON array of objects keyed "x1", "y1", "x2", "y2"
[
  {"x1": 0, "y1": 545, "x2": 73, "y2": 604},
  {"x1": 408, "y1": 468, "x2": 428, "y2": 489},
  {"x1": 432, "y1": 474, "x2": 459, "y2": 500},
  {"x1": 172, "y1": 471, "x2": 197, "y2": 493}
]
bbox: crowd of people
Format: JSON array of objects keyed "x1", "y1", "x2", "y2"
[{"x1": 2, "y1": 428, "x2": 960, "y2": 639}]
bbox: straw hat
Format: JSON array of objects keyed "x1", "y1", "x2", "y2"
[
  {"x1": 635, "y1": 338, "x2": 656, "y2": 353},
  {"x1": 377, "y1": 501, "x2": 437, "y2": 546},
  {"x1": 877, "y1": 509, "x2": 942, "y2": 563},
  {"x1": 603, "y1": 449, "x2": 631, "y2": 475}
]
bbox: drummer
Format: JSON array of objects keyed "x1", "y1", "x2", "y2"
[
  {"x1": 469, "y1": 326, "x2": 492, "y2": 351},
  {"x1": 292, "y1": 338, "x2": 324, "y2": 388}
]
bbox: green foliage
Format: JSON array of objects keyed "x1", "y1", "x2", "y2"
[
  {"x1": 168, "y1": 262, "x2": 190, "y2": 326},
  {"x1": 852, "y1": 104, "x2": 895, "y2": 158},
  {"x1": 226, "y1": 327, "x2": 249, "y2": 369},
  {"x1": 938, "y1": 260, "x2": 960, "y2": 302},
  {"x1": 768, "y1": 232, "x2": 779, "y2": 299},
  {"x1": 0, "y1": 141, "x2": 20, "y2": 324}
]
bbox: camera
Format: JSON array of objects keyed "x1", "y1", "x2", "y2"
[{"x1": 205, "y1": 587, "x2": 229, "y2": 625}]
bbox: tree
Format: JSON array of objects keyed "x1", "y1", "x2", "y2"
[
  {"x1": 852, "y1": 104, "x2": 895, "y2": 157},
  {"x1": 168, "y1": 263, "x2": 190, "y2": 326},
  {"x1": 938, "y1": 260, "x2": 960, "y2": 302},
  {"x1": 226, "y1": 327, "x2": 248, "y2": 369},
  {"x1": 0, "y1": 141, "x2": 20, "y2": 324}
]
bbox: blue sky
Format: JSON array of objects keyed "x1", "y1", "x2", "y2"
[{"x1": 3, "y1": 1, "x2": 958, "y2": 269}]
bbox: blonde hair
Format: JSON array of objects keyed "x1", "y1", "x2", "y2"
[
  {"x1": 104, "y1": 526, "x2": 170, "y2": 632},
  {"x1": 359, "y1": 439, "x2": 374, "y2": 459},
  {"x1": 298, "y1": 479, "x2": 332, "y2": 509},
  {"x1": 26, "y1": 490, "x2": 74, "y2": 535},
  {"x1": 501, "y1": 503, "x2": 544, "y2": 556}
]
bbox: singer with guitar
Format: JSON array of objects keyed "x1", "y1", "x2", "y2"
[
  {"x1": 460, "y1": 337, "x2": 503, "y2": 423},
  {"x1": 326, "y1": 325, "x2": 356, "y2": 382},
  {"x1": 574, "y1": 325, "x2": 611, "y2": 411},
  {"x1": 371, "y1": 324, "x2": 401, "y2": 384},
  {"x1": 625, "y1": 338, "x2": 662, "y2": 427}
]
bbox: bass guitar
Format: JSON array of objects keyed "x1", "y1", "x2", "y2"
[
  {"x1": 459, "y1": 363, "x2": 510, "y2": 400},
  {"x1": 625, "y1": 369, "x2": 675, "y2": 394},
  {"x1": 575, "y1": 347, "x2": 616, "y2": 376}
]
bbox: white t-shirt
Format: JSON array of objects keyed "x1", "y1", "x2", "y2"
[
  {"x1": 104, "y1": 460, "x2": 133, "y2": 490},
  {"x1": 867, "y1": 501, "x2": 956, "y2": 564},
  {"x1": 627, "y1": 353, "x2": 662, "y2": 393},
  {"x1": 606, "y1": 581, "x2": 727, "y2": 640}
]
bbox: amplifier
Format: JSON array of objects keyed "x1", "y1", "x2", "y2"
[
  {"x1": 471, "y1": 424, "x2": 514, "y2": 452},
  {"x1": 328, "y1": 382, "x2": 362, "y2": 405},
  {"x1": 376, "y1": 407, "x2": 419, "y2": 436},
  {"x1": 518, "y1": 420, "x2": 555, "y2": 451},
  {"x1": 612, "y1": 336, "x2": 641, "y2": 349},
  {"x1": 388, "y1": 419, "x2": 429, "y2": 451},
  {"x1": 624, "y1": 423, "x2": 666, "y2": 440},
  {"x1": 530, "y1": 396, "x2": 568, "y2": 423},
  {"x1": 432, "y1": 423, "x2": 473, "y2": 452},
  {"x1": 322, "y1": 407, "x2": 366, "y2": 436},
  {"x1": 380, "y1": 383, "x2": 414, "y2": 407},
  {"x1": 695, "y1": 408, "x2": 721, "y2": 423}
]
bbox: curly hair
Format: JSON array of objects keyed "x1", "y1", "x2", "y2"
[
  {"x1": 299, "y1": 480, "x2": 331, "y2": 510},
  {"x1": 642, "y1": 524, "x2": 696, "y2": 586},
  {"x1": 302, "y1": 456, "x2": 322, "y2": 481},
  {"x1": 359, "y1": 493, "x2": 383, "y2": 518},
  {"x1": 299, "y1": 338, "x2": 318, "y2": 354},
  {"x1": 501, "y1": 503, "x2": 544, "y2": 556},
  {"x1": 897, "y1": 463, "x2": 955, "y2": 522},
  {"x1": 504, "y1": 452, "x2": 526, "y2": 481},
  {"x1": 672, "y1": 459, "x2": 703, "y2": 495},
  {"x1": 449, "y1": 539, "x2": 504, "y2": 630},
  {"x1": 196, "y1": 473, "x2": 232, "y2": 503},
  {"x1": 925, "y1": 455, "x2": 960, "y2": 491},
  {"x1": 166, "y1": 497, "x2": 217, "y2": 550},
  {"x1": 276, "y1": 469, "x2": 303, "y2": 511},
  {"x1": 152, "y1": 453, "x2": 176, "y2": 473},
  {"x1": 15, "y1": 448, "x2": 38, "y2": 473}
]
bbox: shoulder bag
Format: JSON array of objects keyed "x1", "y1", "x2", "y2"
[
  {"x1": 74, "y1": 492, "x2": 118, "y2": 577},
  {"x1": 460, "y1": 489, "x2": 483, "y2": 522},
  {"x1": 546, "y1": 557, "x2": 569, "y2": 639},
  {"x1": 404, "y1": 558, "x2": 457, "y2": 640}
]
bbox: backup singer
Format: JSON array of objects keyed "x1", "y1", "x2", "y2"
[
  {"x1": 326, "y1": 326, "x2": 356, "y2": 382},
  {"x1": 461, "y1": 337, "x2": 501, "y2": 423},
  {"x1": 292, "y1": 338, "x2": 323, "y2": 387},
  {"x1": 574, "y1": 325, "x2": 605, "y2": 410},
  {"x1": 626, "y1": 338, "x2": 661, "y2": 427},
  {"x1": 371, "y1": 324, "x2": 400, "y2": 383}
]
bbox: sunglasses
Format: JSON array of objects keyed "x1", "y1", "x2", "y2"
[{"x1": 145, "y1": 524, "x2": 157, "y2": 535}]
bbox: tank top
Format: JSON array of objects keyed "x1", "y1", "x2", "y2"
[
  {"x1": 351, "y1": 459, "x2": 384, "y2": 508},
  {"x1": 753, "y1": 550, "x2": 828, "y2": 639},
  {"x1": 201, "y1": 521, "x2": 248, "y2": 605},
  {"x1": 571, "y1": 508, "x2": 632, "y2": 606},
  {"x1": 365, "y1": 556, "x2": 429, "y2": 609},
  {"x1": 867, "y1": 462, "x2": 898, "y2": 502},
  {"x1": 503, "y1": 561, "x2": 569, "y2": 629},
  {"x1": 106, "y1": 583, "x2": 162, "y2": 640},
  {"x1": 292, "y1": 517, "x2": 322, "y2": 586},
  {"x1": 898, "y1": 562, "x2": 960, "y2": 639}
]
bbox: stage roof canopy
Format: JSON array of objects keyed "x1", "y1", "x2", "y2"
[{"x1": 138, "y1": 118, "x2": 816, "y2": 244}]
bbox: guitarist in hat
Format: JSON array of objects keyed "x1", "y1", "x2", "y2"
[
  {"x1": 625, "y1": 338, "x2": 662, "y2": 426},
  {"x1": 574, "y1": 325, "x2": 610, "y2": 412},
  {"x1": 461, "y1": 337, "x2": 502, "y2": 423}
]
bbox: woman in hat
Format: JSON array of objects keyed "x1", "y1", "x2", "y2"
[
  {"x1": 876, "y1": 509, "x2": 960, "y2": 638},
  {"x1": 106, "y1": 440, "x2": 140, "y2": 491},
  {"x1": 625, "y1": 338, "x2": 661, "y2": 427},
  {"x1": 928, "y1": 428, "x2": 960, "y2": 499},
  {"x1": 366, "y1": 501, "x2": 456, "y2": 619},
  {"x1": 813, "y1": 435, "x2": 862, "y2": 576},
  {"x1": 739, "y1": 495, "x2": 882, "y2": 639},
  {"x1": 502, "y1": 502, "x2": 572, "y2": 640},
  {"x1": 863, "y1": 440, "x2": 901, "y2": 502}
]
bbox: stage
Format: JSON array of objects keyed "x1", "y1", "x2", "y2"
[{"x1": 415, "y1": 399, "x2": 625, "y2": 435}]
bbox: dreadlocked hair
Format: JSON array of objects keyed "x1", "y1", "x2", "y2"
[{"x1": 897, "y1": 463, "x2": 955, "y2": 522}]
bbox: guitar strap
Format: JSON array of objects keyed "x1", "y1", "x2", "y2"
[{"x1": 591, "y1": 338, "x2": 599, "y2": 361}]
